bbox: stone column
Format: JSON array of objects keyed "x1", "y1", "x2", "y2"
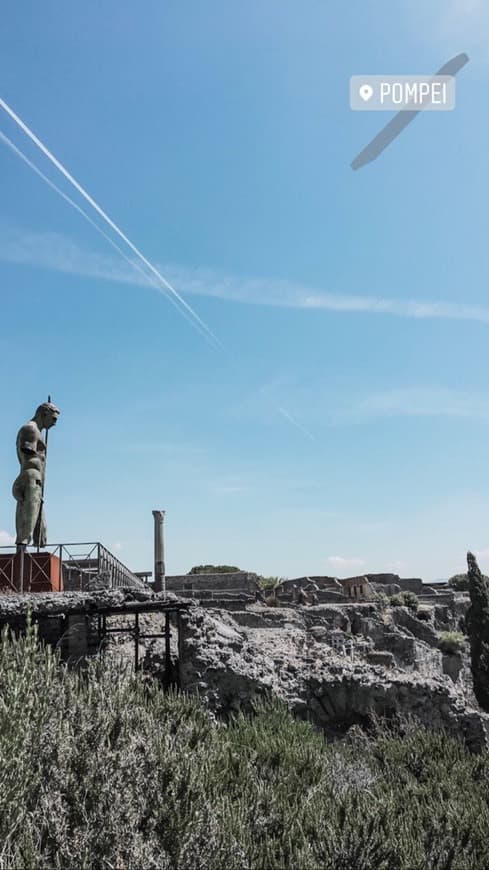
[{"x1": 152, "y1": 510, "x2": 166, "y2": 594}]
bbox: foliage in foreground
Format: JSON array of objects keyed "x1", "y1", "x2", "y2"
[{"x1": 1, "y1": 627, "x2": 489, "y2": 868}]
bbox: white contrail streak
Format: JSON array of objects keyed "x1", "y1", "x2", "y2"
[
  {"x1": 0, "y1": 130, "x2": 215, "y2": 342},
  {"x1": 277, "y1": 405, "x2": 316, "y2": 441},
  {"x1": 0, "y1": 96, "x2": 222, "y2": 349},
  {"x1": 0, "y1": 99, "x2": 316, "y2": 441}
]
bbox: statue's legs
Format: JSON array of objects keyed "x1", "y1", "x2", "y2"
[
  {"x1": 12, "y1": 470, "x2": 43, "y2": 546},
  {"x1": 33, "y1": 504, "x2": 47, "y2": 548}
]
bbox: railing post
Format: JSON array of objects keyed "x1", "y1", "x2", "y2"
[
  {"x1": 176, "y1": 610, "x2": 182, "y2": 689},
  {"x1": 134, "y1": 613, "x2": 140, "y2": 671},
  {"x1": 16, "y1": 545, "x2": 25, "y2": 594},
  {"x1": 165, "y1": 610, "x2": 171, "y2": 675}
]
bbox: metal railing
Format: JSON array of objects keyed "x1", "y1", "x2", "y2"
[{"x1": 0, "y1": 542, "x2": 147, "y2": 593}]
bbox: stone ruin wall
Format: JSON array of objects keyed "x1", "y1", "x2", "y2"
[
  {"x1": 174, "y1": 596, "x2": 489, "y2": 752},
  {"x1": 0, "y1": 607, "x2": 95, "y2": 662},
  {"x1": 165, "y1": 572, "x2": 259, "y2": 594},
  {"x1": 165, "y1": 571, "x2": 435, "y2": 602},
  {"x1": 0, "y1": 590, "x2": 183, "y2": 665},
  {"x1": 0, "y1": 585, "x2": 485, "y2": 749},
  {"x1": 365, "y1": 574, "x2": 425, "y2": 594}
]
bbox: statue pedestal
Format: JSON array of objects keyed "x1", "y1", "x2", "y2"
[{"x1": 0, "y1": 551, "x2": 63, "y2": 593}]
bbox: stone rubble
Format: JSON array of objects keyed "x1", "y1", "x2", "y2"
[
  {"x1": 176, "y1": 598, "x2": 489, "y2": 752},
  {"x1": 0, "y1": 587, "x2": 486, "y2": 750}
]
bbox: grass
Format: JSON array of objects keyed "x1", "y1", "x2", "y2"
[{"x1": 1, "y1": 622, "x2": 489, "y2": 868}]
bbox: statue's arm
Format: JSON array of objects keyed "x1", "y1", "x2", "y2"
[{"x1": 18, "y1": 424, "x2": 38, "y2": 455}]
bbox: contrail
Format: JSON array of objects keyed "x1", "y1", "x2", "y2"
[
  {"x1": 0, "y1": 96, "x2": 222, "y2": 349},
  {"x1": 0, "y1": 100, "x2": 316, "y2": 441},
  {"x1": 0, "y1": 129, "x2": 215, "y2": 342},
  {"x1": 277, "y1": 406, "x2": 316, "y2": 441}
]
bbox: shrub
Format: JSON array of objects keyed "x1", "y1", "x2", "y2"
[
  {"x1": 438, "y1": 631, "x2": 466, "y2": 655},
  {"x1": 258, "y1": 576, "x2": 286, "y2": 590},
  {"x1": 188, "y1": 564, "x2": 241, "y2": 574},
  {"x1": 389, "y1": 591, "x2": 419, "y2": 611},
  {"x1": 389, "y1": 594, "x2": 403, "y2": 607},
  {"x1": 375, "y1": 592, "x2": 389, "y2": 609},
  {"x1": 2, "y1": 622, "x2": 489, "y2": 867},
  {"x1": 449, "y1": 573, "x2": 469, "y2": 591}
]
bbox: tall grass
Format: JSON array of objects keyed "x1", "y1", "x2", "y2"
[{"x1": 1, "y1": 622, "x2": 489, "y2": 868}]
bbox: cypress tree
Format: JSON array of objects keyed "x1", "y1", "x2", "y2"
[{"x1": 466, "y1": 551, "x2": 489, "y2": 711}]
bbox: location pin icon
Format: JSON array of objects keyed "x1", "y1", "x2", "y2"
[{"x1": 359, "y1": 84, "x2": 373, "y2": 102}]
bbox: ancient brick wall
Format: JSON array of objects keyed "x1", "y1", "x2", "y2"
[{"x1": 165, "y1": 572, "x2": 259, "y2": 593}]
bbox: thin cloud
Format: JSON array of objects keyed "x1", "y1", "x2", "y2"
[
  {"x1": 402, "y1": 0, "x2": 489, "y2": 57},
  {"x1": 0, "y1": 113, "x2": 221, "y2": 348},
  {"x1": 384, "y1": 560, "x2": 406, "y2": 574},
  {"x1": 0, "y1": 531, "x2": 15, "y2": 546},
  {"x1": 232, "y1": 379, "x2": 489, "y2": 430},
  {"x1": 120, "y1": 441, "x2": 206, "y2": 456},
  {"x1": 0, "y1": 225, "x2": 317, "y2": 442},
  {"x1": 2, "y1": 226, "x2": 489, "y2": 326},
  {"x1": 326, "y1": 556, "x2": 366, "y2": 572},
  {"x1": 474, "y1": 548, "x2": 489, "y2": 559},
  {"x1": 211, "y1": 484, "x2": 252, "y2": 495},
  {"x1": 337, "y1": 387, "x2": 489, "y2": 423},
  {"x1": 0, "y1": 128, "x2": 210, "y2": 338},
  {"x1": 209, "y1": 473, "x2": 254, "y2": 496}
]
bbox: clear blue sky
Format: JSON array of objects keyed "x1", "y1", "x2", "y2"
[{"x1": 1, "y1": 1, "x2": 488, "y2": 580}]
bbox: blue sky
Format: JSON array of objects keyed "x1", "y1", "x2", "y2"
[{"x1": 1, "y1": 1, "x2": 489, "y2": 580}]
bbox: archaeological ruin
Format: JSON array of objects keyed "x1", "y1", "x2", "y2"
[{"x1": 2, "y1": 399, "x2": 489, "y2": 752}]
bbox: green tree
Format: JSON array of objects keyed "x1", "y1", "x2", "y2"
[
  {"x1": 187, "y1": 564, "x2": 241, "y2": 575},
  {"x1": 466, "y1": 551, "x2": 489, "y2": 712},
  {"x1": 448, "y1": 573, "x2": 469, "y2": 591}
]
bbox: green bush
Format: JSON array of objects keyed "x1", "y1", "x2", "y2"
[
  {"x1": 2, "y1": 622, "x2": 489, "y2": 868},
  {"x1": 375, "y1": 592, "x2": 389, "y2": 609},
  {"x1": 389, "y1": 591, "x2": 419, "y2": 611},
  {"x1": 258, "y1": 576, "x2": 286, "y2": 590},
  {"x1": 188, "y1": 564, "x2": 241, "y2": 574},
  {"x1": 438, "y1": 631, "x2": 466, "y2": 655},
  {"x1": 448, "y1": 573, "x2": 469, "y2": 591}
]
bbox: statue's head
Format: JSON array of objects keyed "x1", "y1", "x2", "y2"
[{"x1": 35, "y1": 402, "x2": 60, "y2": 430}]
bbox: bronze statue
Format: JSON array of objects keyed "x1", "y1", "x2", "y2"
[{"x1": 12, "y1": 402, "x2": 60, "y2": 547}]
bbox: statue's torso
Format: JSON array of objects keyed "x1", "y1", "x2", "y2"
[{"x1": 16, "y1": 422, "x2": 46, "y2": 478}]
